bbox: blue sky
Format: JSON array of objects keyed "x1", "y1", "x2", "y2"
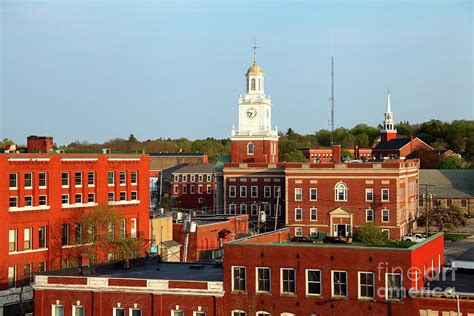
[{"x1": 1, "y1": 0, "x2": 472, "y2": 145}]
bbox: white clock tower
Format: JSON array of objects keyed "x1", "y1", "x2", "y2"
[{"x1": 231, "y1": 49, "x2": 279, "y2": 163}]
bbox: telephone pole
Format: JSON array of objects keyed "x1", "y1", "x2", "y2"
[
  {"x1": 274, "y1": 187, "x2": 281, "y2": 231},
  {"x1": 420, "y1": 183, "x2": 436, "y2": 237}
]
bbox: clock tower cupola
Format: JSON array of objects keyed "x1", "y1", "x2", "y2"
[{"x1": 231, "y1": 44, "x2": 279, "y2": 163}]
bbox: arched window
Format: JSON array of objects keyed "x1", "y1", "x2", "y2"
[
  {"x1": 258, "y1": 78, "x2": 261, "y2": 90},
  {"x1": 232, "y1": 311, "x2": 247, "y2": 316},
  {"x1": 247, "y1": 142, "x2": 254, "y2": 155},
  {"x1": 251, "y1": 78, "x2": 256, "y2": 91},
  {"x1": 335, "y1": 182, "x2": 348, "y2": 201}
]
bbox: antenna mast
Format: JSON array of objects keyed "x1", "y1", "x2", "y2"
[{"x1": 329, "y1": 57, "x2": 335, "y2": 145}]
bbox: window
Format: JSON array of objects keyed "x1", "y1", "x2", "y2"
[
  {"x1": 9, "y1": 196, "x2": 18, "y2": 208},
  {"x1": 310, "y1": 208, "x2": 317, "y2": 221},
  {"x1": 251, "y1": 204, "x2": 258, "y2": 216},
  {"x1": 256, "y1": 312, "x2": 270, "y2": 316},
  {"x1": 366, "y1": 188, "x2": 374, "y2": 202},
  {"x1": 382, "y1": 229, "x2": 390, "y2": 239},
  {"x1": 173, "y1": 185, "x2": 179, "y2": 195},
  {"x1": 264, "y1": 186, "x2": 271, "y2": 198},
  {"x1": 194, "y1": 312, "x2": 206, "y2": 316},
  {"x1": 24, "y1": 195, "x2": 32, "y2": 207},
  {"x1": 461, "y1": 199, "x2": 468, "y2": 208},
  {"x1": 233, "y1": 266, "x2": 246, "y2": 291},
  {"x1": 366, "y1": 209, "x2": 374, "y2": 222},
  {"x1": 174, "y1": 175, "x2": 179, "y2": 182},
  {"x1": 120, "y1": 191, "x2": 126, "y2": 201},
  {"x1": 62, "y1": 194, "x2": 69, "y2": 205},
  {"x1": 240, "y1": 186, "x2": 247, "y2": 198},
  {"x1": 75, "y1": 223, "x2": 83, "y2": 243},
  {"x1": 120, "y1": 171, "x2": 126, "y2": 185},
  {"x1": 9, "y1": 229, "x2": 17, "y2": 252},
  {"x1": 207, "y1": 185, "x2": 212, "y2": 194},
  {"x1": 294, "y1": 208, "x2": 302, "y2": 221},
  {"x1": 53, "y1": 305, "x2": 64, "y2": 316},
  {"x1": 113, "y1": 308, "x2": 125, "y2": 316},
  {"x1": 232, "y1": 311, "x2": 246, "y2": 316},
  {"x1": 294, "y1": 188, "x2": 302, "y2": 201},
  {"x1": 274, "y1": 186, "x2": 281, "y2": 197},
  {"x1": 332, "y1": 271, "x2": 348, "y2": 297},
  {"x1": 9, "y1": 173, "x2": 18, "y2": 189},
  {"x1": 229, "y1": 204, "x2": 236, "y2": 214},
  {"x1": 24, "y1": 227, "x2": 32, "y2": 250},
  {"x1": 131, "y1": 191, "x2": 138, "y2": 200},
  {"x1": 108, "y1": 192, "x2": 115, "y2": 202},
  {"x1": 182, "y1": 175, "x2": 188, "y2": 182},
  {"x1": 88, "y1": 193, "x2": 95, "y2": 203},
  {"x1": 61, "y1": 259, "x2": 69, "y2": 269},
  {"x1": 39, "y1": 172, "x2": 47, "y2": 187},
  {"x1": 73, "y1": 306, "x2": 84, "y2": 316},
  {"x1": 335, "y1": 183, "x2": 348, "y2": 201},
  {"x1": 247, "y1": 142, "x2": 254, "y2": 155},
  {"x1": 295, "y1": 227, "x2": 302, "y2": 236},
  {"x1": 75, "y1": 193, "x2": 82, "y2": 204},
  {"x1": 131, "y1": 218, "x2": 137, "y2": 238},
  {"x1": 24, "y1": 173, "x2": 32, "y2": 188},
  {"x1": 39, "y1": 226, "x2": 47, "y2": 248},
  {"x1": 8, "y1": 266, "x2": 16, "y2": 288},
  {"x1": 190, "y1": 185, "x2": 195, "y2": 194},
  {"x1": 257, "y1": 267, "x2": 271, "y2": 292},
  {"x1": 171, "y1": 311, "x2": 183, "y2": 316},
  {"x1": 38, "y1": 262, "x2": 46, "y2": 272},
  {"x1": 198, "y1": 175, "x2": 203, "y2": 182},
  {"x1": 382, "y1": 189, "x2": 390, "y2": 202},
  {"x1": 382, "y1": 209, "x2": 390, "y2": 222},
  {"x1": 23, "y1": 263, "x2": 32, "y2": 285},
  {"x1": 359, "y1": 272, "x2": 374, "y2": 299},
  {"x1": 251, "y1": 186, "x2": 258, "y2": 198},
  {"x1": 198, "y1": 185, "x2": 203, "y2": 194},
  {"x1": 190, "y1": 175, "x2": 195, "y2": 182},
  {"x1": 108, "y1": 171, "x2": 115, "y2": 185},
  {"x1": 281, "y1": 268, "x2": 296, "y2": 294},
  {"x1": 310, "y1": 228, "x2": 318, "y2": 237},
  {"x1": 310, "y1": 188, "x2": 317, "y2": 201},
  {"x1": 229, "y1": 186, "x2": 236, "y2": 197},
  {"x1": 88, "y1": 171, "x2": 95, "y2": 186},
  {"x1": 240, "y1": 204, "x2": 247, "y2": 214},
  {"x1": 39, "y1": 195, "x2": 47, "y2": 206},
  {"x1": 263, "y1": 203, "x2": 271, "y2": 215},
  {"x1": 62, "y1": 172, "x2": 69, "y2": 187},
  {"x1": 62, "y1": 224, "x2": 70, "y2": 246},
  {"x1": 386, "y1": 273, "x2": 402, "y2": 300},
  {"x1": 131, "y1": 171, "x2": 138, "y2": 185},
  {"x1": 120, "y1": 219, "x2": 126, "y2": 239},
  {"x1": 75, "y1": 172, "x2": 82, "y2": 187},
  {"x1": 207, "y1": 174, "x2": 212, "y2": 182},
  {"x1": 306, "y1": 269, "x2": 322, "y2": 295}
]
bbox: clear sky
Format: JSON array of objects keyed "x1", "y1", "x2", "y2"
[{"x1": 1, "y1": 0, "x2": 472, "y2": 145}]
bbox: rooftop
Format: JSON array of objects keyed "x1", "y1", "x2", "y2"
[
  {"x1": 372, "y1": 137, "x2": 412, "y2": 150},
  {"x1": 172, "y1": 163, "x2": 216, "y2": 174},
  {"x1": 149, "y1": 152, "x2": 206, "y2": 157},
  {"x1": 420, "y1": 169, "x2": 474, "y2": 198},
  {"x1": 37, "y1": 257, "x2": 223, "y2": 282},
  {"x1": 426, "y1": 270, "x2": 474, "y2": 294}
]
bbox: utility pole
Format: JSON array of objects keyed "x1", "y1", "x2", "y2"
[
  {"x1": 274, "y1": 187, "x2": 281, "y2": 231},
  {"x1": 420, "y1": 183, "x2": 436, "y2": 237},
  {"x1": 256, "y1": 203, "x2": 262, "y2": 235}
]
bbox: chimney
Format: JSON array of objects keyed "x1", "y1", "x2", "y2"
[
  {"x1": 27, "y1": 135, "x2": 53, "y2": 153},
  {"x1": 331, "y1": 145, "x2": 341, "y2": 163}
]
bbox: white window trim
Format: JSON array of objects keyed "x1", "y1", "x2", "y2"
[
  {"x1": 251, "y1": 186, "x2": 258, "y2": 198},
  {"x1": 88, "y1": 172, "x2": 95, "y2": 187},
  {"x1": 309, "y1": 188, "x2": 317, "y2": 201},
  {"x1": 75, "y1": 172, "x2": 83, "y2": 188},
  {"x1": 24, "y1": 172, "x2": 33, "y2": 189},
  {"x1": 72, "y1": 305, "x2": 84, "y2": 316},
  {"x1": 119, "y1": 191, "x2": 127, "y2": 201},
  {"x1": 113, "y1": 307, "x2": 125, "y2": 316},
  {"x1": 255, "y1": 267, "x2": 271, "y2": 293},
  {"x1": 229, "y1": 203, "x2": 236, "y2": 214},
  {"x1": 229, "y1": 186, "x2": 236, "y2": 198},
  {"x1": 280, "y1": 268, "x2": 296, "y2": 295},
  {"x1": 294, "y1": 208, "x2": 302, "y2": 221},
  {"x1": 310, "y1": 208, "x2": 317, "y2": 221},
  {"x1": 24, "y1": 195, "x2": 33, "y2": 207},
  {"x1": 39, "y1": 172, "x2": 47, "y2": 189},
  {"x1": 305, "y1": 269, "x2": 322, "y2": 296},
  {"x1": 62, "y1": 172, "x2": 69, "y2": 188},
  {"x1": 366, "y1": 209, "x2": 374, "y2": 222},
  {"x1": 382, "y1": 209, "x2": 390, "y2": 222},
  {"x1": 231, "y1": 266, "x2": 246, "y2": 292},
  {"x1": 264, "y1": 186, "x2": 271, "y2": 198},
  {"x1": 247, "y1": 142, "x2": 255, "y2": 155},
  {"x1": 108, "y1": 171, "x2": 115, "y2": 187},
  {"x1": 294, "y1": 188, "x2": 302, "y2": 201},
  {"x1": 294, "y1": 227, "x2": 302, "y2": 237},
  {"x1": 88, "y1": 193, "x2": 95, "y2": 203},
  {"x1": 385, "y1": 272, "x2": 403, "y2": 301},
  {"x1": 334, "y1": 182, "x2": 348, "y2": 202},
  {"x1": 331, "y1": 270, "x2": 348, "y2": 298},
  {"x1": 193, "y1": 312, "x2": 206, "y2": 316},
  {"x1": 52, "y1": 304, "x2": 64, "y2": 316},
  {"x1": 171, "y1": 310, "x2": 183, "y2": 316},
  {"x1": 131, "y1": 171, "x2": 138, "y2": 186},
  {"x1": 365, "y1": 188, "x2": 374, "y2": 202},
  {"x1": 231, "y1": 311, "x2": 246, "y2": 316},
  {"x1": 358, "y1": 271, "x2": 375, "y2": 299},
  {"x1": 9, "y1": 173, "x2": 18, "y2": 190},
  {"x1": 75, "y1": 193, "x2": 83, "y2": 204},
  {"x1": 381, "y1": 188, "x2": 390, "y2": 202},
  {"x1": 39, "y1": 195, "x2": 48, "y2": 206},
  {"x1": 382, "y1": 229, "x2": 390, "y2": 239},
  {"x1": 120, "y1": 172, "x2": 127, "y2": 186}
]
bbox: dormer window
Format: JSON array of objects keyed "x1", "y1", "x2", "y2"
[
  {"x1": 247, "y1": 142, "x2": 254, "y2": 155},
  {"x1": 251, "y1": 78, "x2": 256, "y2": 91}
]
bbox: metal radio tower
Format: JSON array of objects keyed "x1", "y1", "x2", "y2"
[{"x1": 329, "y1": 57, "x2": 335, "y2": 145}]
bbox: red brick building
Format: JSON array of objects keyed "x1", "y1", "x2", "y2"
[
  {"x1": 0, "y1": 152, "x2": 150, "y2": 291},
  {"x1": 172, "y1": 214, "x2": 249, "y2": 262},
  {"x1": 169, "y1": 164, "x2": 217, "y2": 212}
]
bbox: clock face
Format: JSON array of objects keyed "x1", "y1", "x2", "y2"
[{"x1": 247, "y1": 107, "x2": 257, "y2": 119}]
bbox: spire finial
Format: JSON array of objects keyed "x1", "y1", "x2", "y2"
[
  {"x1": 386, "y1": 88, "x2": 392, "y2": 113},
  {"x1": 251, "y1": 40, "x2": 259, "y2": 65}
]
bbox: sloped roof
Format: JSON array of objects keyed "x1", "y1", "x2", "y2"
[
  {"x1": 419, "y1": 169, "x2": 474, "y2": 198},
  {"x1": 373, "y1": 138, "x2": 411, "y2": 151},
  {"x1": 172, "y1": 163, "x2": 216, "y2": 174}
]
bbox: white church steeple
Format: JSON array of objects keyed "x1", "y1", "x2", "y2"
[{"x1": 380, "y1": 89, "x2": 397, "y2": 142}]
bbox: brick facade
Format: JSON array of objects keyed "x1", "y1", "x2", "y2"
[{"x1": 231, "y1": 139, "x2": 278, "y2": 164}]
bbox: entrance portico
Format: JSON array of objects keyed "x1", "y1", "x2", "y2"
[{"x1": 328, "y1": 207, "x2": 353, "y2": 237}]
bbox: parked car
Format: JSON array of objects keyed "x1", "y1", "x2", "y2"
[
  {"x1": 290, "y1": 236, "x2": 314, "y2": 243},
  {"x1": 402, "y1": 233, "x2": 426, "y2": 242}
]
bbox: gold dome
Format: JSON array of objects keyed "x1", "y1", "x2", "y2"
[{"x1": 246, "y1": 62, "x2": 264, "y2": 75}]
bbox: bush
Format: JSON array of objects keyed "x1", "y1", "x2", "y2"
[{"x1": 354, "y1": 223, "x2": 387, "y2": 245}]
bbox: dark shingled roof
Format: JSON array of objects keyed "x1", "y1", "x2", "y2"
[
  {"x1": 172, "y1": 163, "x2": 216, "y2": 174},
  {"x1": 419, "y1": 170, "x2": 474, "y2": 198},
  {"x1": 373, "y1": 138, "x2": 411, "y2": 151}
]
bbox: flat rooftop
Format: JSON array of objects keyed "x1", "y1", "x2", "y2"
[
  {"x1": 37, "y1": 257, "x2": 223, "y2": 282},
  {"x1": 427, "y1": 270, "x2": 474, "y2": 293}
]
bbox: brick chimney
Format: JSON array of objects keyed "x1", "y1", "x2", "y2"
[
  {"x1": 27, "y1": 135, "x2": 53, "y2": 153},
  {"x1": 331, "y1": 145, "x2": 341, "y2": 163}
]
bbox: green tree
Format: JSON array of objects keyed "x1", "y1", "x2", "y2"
[
  {"x1": 355, "y1": 133, "x2": 369, "y2": 148},
  {"x1": 354, "y1": 223, "x2": 387, "y2": 245},
  {"x1": 439, "y1": 155, "x2": 465, "y2": 169},
  {"x1": 286, "y1": 128, "x2": 295, "y2": 137},
  {"x1": 128, "y1": 134, "x2": 138, "y2": 142},
  {"x1": 418, "y1": 205, "x2": 467, "y2": 232}
]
